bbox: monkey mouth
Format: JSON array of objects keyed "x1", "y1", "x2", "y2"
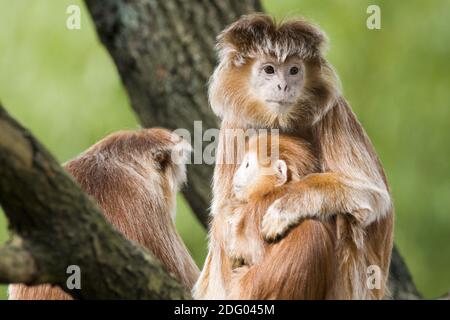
[{"x1": 266, "y1": 100, "x2": 294, "y2": 113}]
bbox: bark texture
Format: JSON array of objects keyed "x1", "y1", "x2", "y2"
[
  {"x1": 84, "y1": 0, "x2": 421, "y2": 299},
  {"x1": 0, "y1": 105, "x2": 189, "y2": 299},
  {"x1": 85, "y1": 0, "x2": 262, "y2": 224}
]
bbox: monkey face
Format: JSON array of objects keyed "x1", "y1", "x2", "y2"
[
  {"x1": 233, "y1": 152, "x2": 259, "y2": 198},
  {"x1": 250, "y1": 56, "x2": 305, "y2": 115},
  {"x1": 233, "y1": 151, "x2": 288, "y2": 200}
]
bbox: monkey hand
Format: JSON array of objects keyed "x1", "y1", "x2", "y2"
[{"x1": 261, "y1": 197, "x2": 303, "y2": 242}]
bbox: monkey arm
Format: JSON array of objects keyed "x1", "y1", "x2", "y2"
[{"x1": 261, "y1": 172, "x2": 391, "y2": 241}]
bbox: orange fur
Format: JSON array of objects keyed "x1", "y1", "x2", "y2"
[
  {"x1": 225, "y1": 135, "x2": 337, "y2": 299},
  {"x1": 9, "y1": 128, "x2": 199, "y2": 300},
  {"x1": 194, "y1": 14, "x2": 394, "y2": 300}
]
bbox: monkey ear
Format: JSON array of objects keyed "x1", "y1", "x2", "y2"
[
  {"x1": 169, "y1": 135, "x2": 192, "y2": 166},
  {"x1": 153, "y1": 137, "x2": 191, "y2": 170},
  {"x1": 274, "y1": 159, "x2": 288, "y2": 187},
  {"x1": 154, "y1": 150, "x2": 171, "y2": 170}
]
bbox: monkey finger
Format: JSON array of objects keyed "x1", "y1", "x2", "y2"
[{"x1": 261, "y1": 199, "x2": 299, "y2": 242}]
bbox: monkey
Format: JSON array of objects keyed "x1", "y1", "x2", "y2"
[
  {"x1": 9, "y1": 128, "x2": 200, "y2": 300},
  {"x1": 194, "y1": 13, "x2": 394, "y2": 300},
  {"x1": 219, "y1": 133, "x2": 337, "y2": 299}
]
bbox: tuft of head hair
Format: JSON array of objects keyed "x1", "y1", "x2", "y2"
[
  {"x1": 209, "y1": 14, "x2": 339, "y2": 128},
  {"x1": 217, "y1": 13, "x2": 327, "y2": 65}
]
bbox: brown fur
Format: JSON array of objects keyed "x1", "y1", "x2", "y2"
[
  {"x1": 194, "y1": 14, "x2": 394, "y2": 300},
  {"x1": 9, "y1": 128, "x2": 199, "y2": 300},
  {"x1": 217, "y1": 13, "x2": 326, "y2": 65},
  {"x1": 225, "y1": 135, "x2": 337, "y2": 299}
]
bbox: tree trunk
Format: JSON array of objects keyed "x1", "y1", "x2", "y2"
[
  {"x1": 0, "y1": 105, "x2": 189, "y2": 299},
  {"x1": 85, "y1": 0, "x2": 421, "y2": 299},
  {"x1": 85, "y1": 0, "x2": 262, "y2": 224}
]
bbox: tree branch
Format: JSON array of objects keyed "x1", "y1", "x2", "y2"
[
  {"x1": 0, "y1": 104, "x2": 189, "y2": 299},
  {"x1": 0, "y1": 238, "x2": 39, "y2": 284},
  {"x1": 387, "y1": 246, "x2": 421, "y2": 299},
  {"x1": 84, "y1": 0, "x2": 423, "y2": 299}
]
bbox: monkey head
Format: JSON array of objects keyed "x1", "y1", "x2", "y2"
[
  {"x1": 233, "y1": 144, "x2": 288, "y2": 201},
  {"x1": 232, "y1": 134, "x2": 317, "y2": 201},
  {"x1": 209, "y1": 13, "x2": 340, "y2": 129},
  {"x1": 71, "y1": 128, "x2": 192, "y2": 199}
]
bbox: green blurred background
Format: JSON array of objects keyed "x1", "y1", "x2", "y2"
[{"x1": 0, "y1": 0, "x2": 449, "y2": 299}]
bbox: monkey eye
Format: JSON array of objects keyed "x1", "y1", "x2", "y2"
[
  {"x1": 289, "y1": 66, "x2": 299, "y2": 75},
  {"x1": 263, "y1": 65, "x2": 275, "y2": 74}
]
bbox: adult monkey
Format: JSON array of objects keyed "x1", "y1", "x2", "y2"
[
  {"x1": 193, "y1": 14, "x2": 393, "y2": 299},
  {"x1": 9, "y1": 128, "x2": 199, "y2": 299}
]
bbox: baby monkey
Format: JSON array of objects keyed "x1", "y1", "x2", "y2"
[{"x1": 226, "y1": 134, "x2": 337, "y2": 299}]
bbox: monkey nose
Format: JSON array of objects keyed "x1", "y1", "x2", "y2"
[{"x1": 277, "y1": 84, "x2": 288, "y2": 91}]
